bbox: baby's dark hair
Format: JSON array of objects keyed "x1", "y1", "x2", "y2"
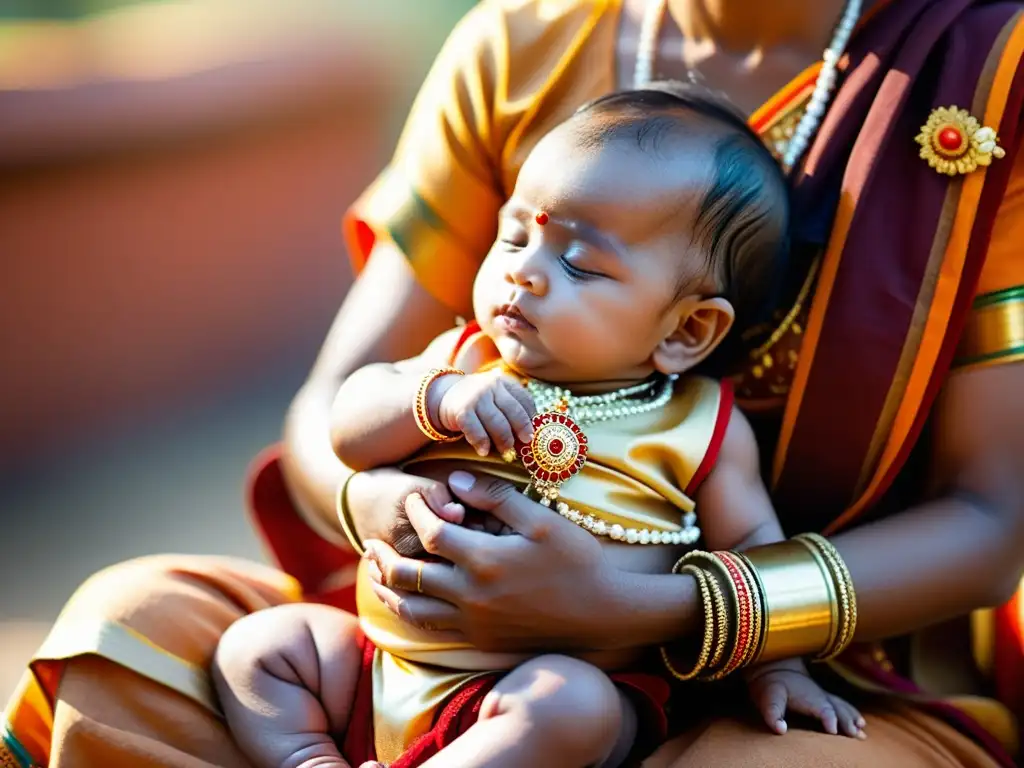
[{"x1": 572, "y1": 82, "x2": 791, "y2": 354}]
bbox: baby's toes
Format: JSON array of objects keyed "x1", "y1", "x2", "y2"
[{"x1": 831, "y1": 696, "x2": 866, "y2": 739}]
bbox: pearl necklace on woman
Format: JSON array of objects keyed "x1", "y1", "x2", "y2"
[{"x1": 633, "y1": 0, "x2": 863, "y2": 171}]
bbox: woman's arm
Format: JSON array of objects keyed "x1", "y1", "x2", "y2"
[
  {"x1": 830, "y1": 361, "x2": 1024, "y2": 640},
  {"x1": 280, "y1": 242, "x2": 455, "y2": 544},
  {"x1": 282, "y1": 1, "x2": 508, "y2": 543},
  {"x1": 363, "y1": 364, "x2": 1024, "y2": 654}
]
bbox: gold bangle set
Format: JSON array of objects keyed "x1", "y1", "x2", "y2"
[
  {"x1": 413, "y1": 367, "x2": 464, "y2": 443},
  {"x1": 661, "y1": 535, "x2": 857, "y2": 681},
  {"x1": 795, "y1": 533, "x2": 858, "y2": 661}
]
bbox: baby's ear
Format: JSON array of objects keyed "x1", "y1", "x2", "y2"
[{"x1": 652, "y1": 297, "x2": 735, "y2": 375}]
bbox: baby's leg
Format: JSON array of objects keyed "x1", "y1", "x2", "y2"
[
  {"x1": 419, "y1": 654, "x2": 636, "y2": 768},
  {"x1": 213, "y1": 603, "x2": 363, "y2": 768}
]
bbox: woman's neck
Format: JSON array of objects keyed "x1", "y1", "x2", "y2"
[{"x1": 665, "y1": 0, "x2": 851, "y2": 53}]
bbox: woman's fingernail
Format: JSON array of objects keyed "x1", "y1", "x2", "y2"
[
  {"x1": 366, "y1": 561, "x2": 383, "y2": 583},
  {"x1": 449, "y1": 471, "x2": 475, "y2": 492},
  {"x1": 370, "y1": 582, "x2": 397, "y2": 612},
  {"x1": 776, "y1": 720, "x2": 787, "y2": 734}
]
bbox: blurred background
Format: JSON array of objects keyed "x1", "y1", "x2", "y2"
[{"x1": 0, "y1": 0, "x2": 476, "y2": 697}]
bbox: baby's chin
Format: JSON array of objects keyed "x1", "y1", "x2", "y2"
[{"x1": 493, "y1": 334, "x2": 548, "y2": 378}]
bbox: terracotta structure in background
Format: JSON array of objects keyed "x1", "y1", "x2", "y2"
[{"x1": 0, "y1": 27, "x2": 400, "y2": 464}]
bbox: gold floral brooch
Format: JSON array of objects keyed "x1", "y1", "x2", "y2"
[{"x1": 916, "y1": 106, "x2": 1005, "y2": 176}]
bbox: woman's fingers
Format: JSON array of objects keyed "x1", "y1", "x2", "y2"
[
  {"x1": 364, "y1": 539, "x2": 461, "y2": 603},
  {"x1": 403, "y1": 493, "x2": 500, "y2": 564},
  {"x1": 367, "y1": 581, "x2": 466, "y2": 637},
  {"x1": 447, "y1": 472, "x2": 560, "y2": 540}
]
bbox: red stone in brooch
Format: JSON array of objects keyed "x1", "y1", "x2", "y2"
[{"x1": 516, "y1": 408, "x2": 588, "y2": 505}]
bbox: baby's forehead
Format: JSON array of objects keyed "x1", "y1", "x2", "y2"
[{"x1": 518, "y1": 121, "x2": 716, "y2": 241}]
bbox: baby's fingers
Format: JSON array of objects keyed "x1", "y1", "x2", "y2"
[
  {"x1": 494, "y1": 382, "x2": 534, "y2": 443},
  {"x1": 474, "y1": 395, "x2": 515, "y2": 454},
  {"x1": 455, "y1": 409, "x2": 490, "y2": 456},
  {"x1": 830, "y1": 695, "x2": 867, "y2": 739},
  {"x1": 753, "y1": 680, "x2": 790, "y2": 735},
  {"x1": 501, "y1": 375, "x2": 538, "y2": 419}
]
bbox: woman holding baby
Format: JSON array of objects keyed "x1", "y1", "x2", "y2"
[{"x1": 5, "y1": 0, "x2": 1024, "y2": 766}]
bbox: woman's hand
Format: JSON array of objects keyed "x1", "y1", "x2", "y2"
[
  {"x1": 346, "y1": 467, "x2": 465, "y2": 558},
  {"x1": 363, "y1": 471, "x2": 682, "y2": 654}
]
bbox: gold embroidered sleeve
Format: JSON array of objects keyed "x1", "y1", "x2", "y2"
[{"x1": 954, "y1": 287, "x2": 1024, "y2": 370}]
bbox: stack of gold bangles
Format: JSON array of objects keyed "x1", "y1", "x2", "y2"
[{"x1": 660, "y1": 533, "x2": 857, "y2": 681}]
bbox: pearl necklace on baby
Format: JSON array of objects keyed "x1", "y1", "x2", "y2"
[
  {"x1": 526, "y1": 374, "x2": 678, "y2": 425},
  {"x1": 520, "y1": 374, "x2": 700, "y2": 545},
  {"x1": 633, "y1": 0, "x2": 863, "y2": 171}
]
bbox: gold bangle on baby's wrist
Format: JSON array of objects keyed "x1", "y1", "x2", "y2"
[{"x1": 413, "y1": 367, "x2": 464, "y2": 443}]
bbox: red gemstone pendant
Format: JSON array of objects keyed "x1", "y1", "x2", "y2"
[{"x1": 514, "y1": 407, "x2": 588, "y2": 501}]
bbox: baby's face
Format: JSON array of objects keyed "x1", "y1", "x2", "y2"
[{"x1": 473, "y1": 121, "x2": 714, "y2": 386}]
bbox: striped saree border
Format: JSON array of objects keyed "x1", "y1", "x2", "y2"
[
  {"x1": 1, "y1": 726, "x2": 34, "y2": 768},
  {"x1": 32, "y1": 617, "x2": 219, "y2": 714},
  {"x1": 954, "y1": 286, "x2": 1024, "y2": 370}
]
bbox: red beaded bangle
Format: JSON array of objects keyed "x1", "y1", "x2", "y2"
[
  {"x1": 708, "y1": 551, "x2": 756, "y2": 679},
  {"x1": 720, "y1": 551, "x2": 765, "y2": 669}
]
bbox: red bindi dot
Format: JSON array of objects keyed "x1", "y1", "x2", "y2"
[{"x1": 535, "y1": 211, "x2": 549, "y2": 226}]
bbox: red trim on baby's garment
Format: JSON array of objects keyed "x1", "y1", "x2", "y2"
[{"x1": 684, "y1": 379, "x2": 735, "y2": 496}]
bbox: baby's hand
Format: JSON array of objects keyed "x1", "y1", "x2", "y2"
[
  {"x1": 746, "y1": 659, "x2": 866, "y2": 739},
  {"x1": 437, "y1": 369, "x2": 536, "y2": 457}
]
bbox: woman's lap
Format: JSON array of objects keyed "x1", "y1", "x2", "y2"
[
  {"x1": 646, "y1": 705, "x2": 1000, "y2": 767},
  {"x1": 5, "y1": 556, "x2": 1001, "y2": 768}
]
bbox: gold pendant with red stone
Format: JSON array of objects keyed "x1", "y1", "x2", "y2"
[
  {"x1": 915, "y1": 106, "x2": 1005, "y2": 176},
  {"x1": 516, "y1": 399, "x2": 588, "y2": 505}
]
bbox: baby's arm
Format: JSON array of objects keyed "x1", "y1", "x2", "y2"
[
  {"x1": 333, "y1": 329, "x2": 535, "y2": 471},
  {"x1": 332, "y1": 327, "x2": 463, "y2": 471},
  {"x1": 695, "y1": 408, "x2": 865, "y2": 739}
]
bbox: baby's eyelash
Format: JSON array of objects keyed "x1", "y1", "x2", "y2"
[{"x1": 558, "y1": 254, "x2": 597, "y2": 281}]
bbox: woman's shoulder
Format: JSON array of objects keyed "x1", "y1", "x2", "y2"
[
  {"x1": 465, "y1": 0, "x2": 614, "y2": 48},
  {"x1": 475, "y1": 0, "x2": 618, "y2": 74}
]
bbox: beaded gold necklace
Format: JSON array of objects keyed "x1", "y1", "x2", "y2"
[{"x1": 516, "y1": 374, "x2": 700, "y2": 546}]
